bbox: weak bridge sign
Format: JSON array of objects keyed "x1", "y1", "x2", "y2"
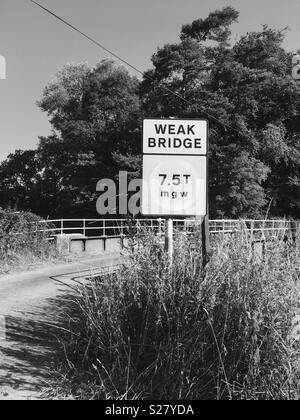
[{"x1": 142, "y1": 119, "x2": 208, "y2": 217}]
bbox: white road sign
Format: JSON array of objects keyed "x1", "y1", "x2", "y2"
[{"x1": 142, "y1": 119, "x2": 208, "y2": 217}]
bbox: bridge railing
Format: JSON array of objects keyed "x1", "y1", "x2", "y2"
[
  {"x1": 39, "y1": 218, "x2": 166, "y2": 238},
  {"x1": 38, "y1": 218, "x2": 298, "y2": 241}
]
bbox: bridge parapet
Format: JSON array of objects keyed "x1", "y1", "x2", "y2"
[
  {"x1": 41, "y1": 218, "x2": 298, "y2": 239},
  {"x1": 46, "y1": 219, "x2": 299, "y2": 257}
]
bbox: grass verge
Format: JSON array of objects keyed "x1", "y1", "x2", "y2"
[{"x1": 46, "y1": 229, "x2": 300, "y2": 400}]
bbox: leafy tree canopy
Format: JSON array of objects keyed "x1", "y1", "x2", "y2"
[
  {"x1": 140, "y1": 7, "x2": 300, "y2": 218},
  {"x1": 0, "y1": 61, "x2": 141, "y2": 217}
]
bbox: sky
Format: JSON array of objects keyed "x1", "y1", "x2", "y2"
[{"x1": 0, "y1": 0, "x2": 299, "y2": 162}]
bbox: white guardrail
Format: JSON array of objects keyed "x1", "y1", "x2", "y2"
[{"x1": 37, "y1": 218, "x2": 298, "y2": 240}]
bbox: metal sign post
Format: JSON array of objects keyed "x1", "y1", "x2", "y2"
[
  {"x1": 201, "y1": 158, "x2": 211, "y2": 268},
  {"x1": 165, "y1": 218, "x2": 174, "y2": 262},
  {"x1": 201, "y1": 215, "x2": 210, "y2": 268}
]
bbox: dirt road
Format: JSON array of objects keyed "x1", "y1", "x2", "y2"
[{"x1": 0, "y1": 255, "x2": 121, "y2": 400}]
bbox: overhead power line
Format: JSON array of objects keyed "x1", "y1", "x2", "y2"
[
  {"x1": 29, "y1": 0, "x2": 242, "y2": 135},
  {"x1": 30, "y1": 0, "x2": 147, "y2": 79}
]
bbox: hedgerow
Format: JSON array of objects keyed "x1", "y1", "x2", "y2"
[{"x1": 0, "y1": 209, "x2": 56, "y2": 272}]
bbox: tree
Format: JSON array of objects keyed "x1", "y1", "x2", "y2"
[
  {"x1": 140, "y1": 7, "x2": 300, "y2": 218},
  {"x1": 35, "y1": 60, "x2": 141, "y2": 217},
  {"x1": 38, "y1": 60, "x2": 141, "y2": 157},
  {"x1": 181, "y1": 6, "x2": 239, "y2": 44},
  {"x1": 0, "y1": 150, "x2": 39, "y2": 212},
  {"x1": 0, "y1": 60, "x2": 142, "y2": 218}
]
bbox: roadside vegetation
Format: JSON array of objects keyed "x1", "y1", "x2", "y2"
[
  {"x1": 0, "y1": 209, "x2": 57, "y2": 274},
  {"x1": 47, "y1": 229, "x2": 300, "y2": 400}
]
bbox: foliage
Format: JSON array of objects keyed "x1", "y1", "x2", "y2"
[
  {"x1": 140, "y1": 9, "x2": 300, "y2": 218},
  {"x1": 0, "y1": 150, "x2": 39, "y2": 213},
  {"x1": 0, "y1": 61, "x2": 141, "y2": 218},
  {"x1": 36, "y1": 60, "x2": 141, "y2": 217},
  {"x1": 47, "y1": 232, "x2": 299, "y2": 400},
  {"x1": 0, "y1": 209, "x2": 56, "y2": 272}
]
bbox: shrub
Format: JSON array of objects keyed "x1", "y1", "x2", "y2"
[
  {"x1": 0, "y1": 209, "x2": 56, "y2": 272},
  {"x1": 50, "y1": 230, "x2": 299, "y2": 400}
]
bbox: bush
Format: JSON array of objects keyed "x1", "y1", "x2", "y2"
[
  {"x1": 0, "y1": 209, "x2": 56, "y2": 272},
  {"x1": 50, "y1": 230, "x2": 300, "y2": 400}
]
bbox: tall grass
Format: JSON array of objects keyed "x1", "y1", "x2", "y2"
[
  {"x1": 49, "y1": 229, "x2": 299, "y2": 400},
  {"x1": 0, "y1": 210, "x2": 57, "y2": 273}
]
